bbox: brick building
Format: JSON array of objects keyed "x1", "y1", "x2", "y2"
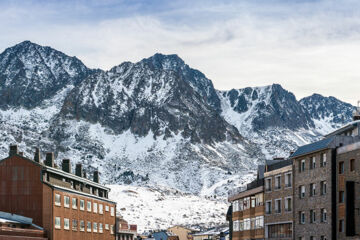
[
  {"x1": 229, "y1": 177, "x2": 265, "y2": 240},
  {"x1": 336, "y1": 141, "x2": 360, "y2": 239},
  {"x1": 116, "y1": 216, "x2": 137, "y2": 240},
  {"x1": 0, "y1": 145, "x2": 116, "y2": 240},
  {"x1": 263, "y1": 159, "x2": 293, "y2": 239}
]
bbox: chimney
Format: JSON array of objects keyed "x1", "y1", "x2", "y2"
[
  {"x1": 62, "y1": 159, "x2": 71, "y2": 173},
  {"x1": 75, "y1": 164, "x2": 83, "y2": 177},
  {"x1": 93, "y1": 171, "x2": 99, "y2": 183},
  {"x1": 34, "y1": 148, "x2": 41, "y2": 163},
  {"x1": 45, "y1": 152, "x2": 54, "y2": 167},
  {"x1": 353, "y1": 100, "x2": 360, "y2": 121},
  {"x1": 9, "y1": 145, "x2": 18, "y2": 156},
  {"x1": 83, "y1": 171, "x2": 87, "y2": 178}
]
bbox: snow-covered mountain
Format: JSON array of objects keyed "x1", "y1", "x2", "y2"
[{"x1": 0, "y1": 41, "x2": 355, "y2": 230}]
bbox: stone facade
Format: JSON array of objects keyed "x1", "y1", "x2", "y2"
[
  {"x1": 293, "y1": 149, "x2": 333, "y2": 240},
  {"x1": 336, "y1": 142, "x2": 360, "y2": 240}
]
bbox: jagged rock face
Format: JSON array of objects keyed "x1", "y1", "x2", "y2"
[
  {"x1": 58, "y1": 54, "x2": 240, "y2": 144},
  {"x1": 0, "y1": 41, "x2": 92, "y2": 109},
  {"x1": 300, "y1": 94, "x2": 355, "y2": 126},
  {"x1": 220, "y1": 84, "x2": 314, "y2": 131}
]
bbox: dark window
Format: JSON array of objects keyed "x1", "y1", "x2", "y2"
[
  {"x1": 339, "y1": 219, "x2": 344, "y2": 232},
  {"x1": 339, "y1": 162, "x2": 344, "y2": 174},
  {"x1": 339, "y1": 191, "x2": 345, "y2": 203},
  {"x1": 350, "y1": 159, "x2": 355, "y2": 172},
  {"x1": 267, "y1": 223, "x2": 292, "y2": 238}
]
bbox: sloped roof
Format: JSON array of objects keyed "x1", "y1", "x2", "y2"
[{"x1": 290, "y1": 137, "x2": 334, "y2": 158}]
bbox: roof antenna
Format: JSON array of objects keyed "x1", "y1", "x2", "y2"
[{"x1": 353, "y1": 100, "x2": 360, "y2": 121}]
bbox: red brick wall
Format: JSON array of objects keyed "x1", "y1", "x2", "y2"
[
  {"x1": 52, "y1": 189, "x2": 116, "y2": 240},
  {"x1": 0, "y1": 155, "x2": 43, "y2": 226}
]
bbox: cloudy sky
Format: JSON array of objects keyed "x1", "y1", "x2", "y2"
[{"x1": 1, "y1": 0, "x2": 360, "y2": 104}]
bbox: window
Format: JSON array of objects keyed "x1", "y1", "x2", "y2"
[
  {"x1": 243, "y1": 218, "x2": 250, "y2": 230},
  {"x1": 105, "y1": 205, "x2": 109, "y2": 212},
  {"x1": 251, "y1": 196, "x2": 256, "y2": 208},
  {"x1": 321, "y1": 209, "x2": 327, "y2": 222},
  {"x1": 310, "y1": 183, "x2": 316, "y2": 196},
  {"x1": 243, "y1": 197, "x2": 250, "y2": 210},
  {"x1": 87, "y1": 201, "x2": 92, "y2": 212},
  {"x1": 339, "y1": 162, "x2": 344, "y2": 174},
  {"x1": 251, "y1": 217, "x2": 256, "y2": 230},
  {"x1": 339, "y1": 191, "x2": 345, "y2": 203},
  {"x1": 350, "y1": 159, "x2": 355, "y2": 172},
  {"x1": 93, "y1": 202, "x2": 98, "y2": 213},
  {"x1": 267, "y1": 223, "x2": 292, "y2": 238},
  {"x1": 239, "y1": 220, "x2": 244, "y2": 231},
  {"x1": 310, "y1": 157, "x2": 316, "y2": 169},
  {"x1": 232, "y1": 200, "x2": 239, "y2": 212},
  {"x1": 255, "y1": 193, "x2": 263, "y2": 206},
  {"x1": 255, "y1": 216, "x2": 264, "y2": 229},
  {"x1": 111, "y1": 207, "x2": 115, "y2": 216},
  {"x1": 310, "y1": 210, "x2": 316, "y2": 223},
  {"x1": 310, "y1": 237, "x2": 315, "y2": 240},
  {"x1": 87, "y1": 221, "x2": 92, "y2": 232},
  {"x1": 299, "y1": 211, "x2": 305, "y2": 224},
  {"x1": 275, "y1": 176, "x2": 281, "y2": 190},
  {"x1": 320, "y1": 236, "x2": 327, "y2": 240},
  {"x1": 239, "y1": 199, "x2": 243, "y2": 211},
  {"x1": 339, "y1": 219, "x2": 344, "y2": 233},
  {"x1": 80, "y1": 199, "x2": 85, "y2": 210},
  {"x1": 99, "y1": 204, "x2": 103, "y2": 214},
  {"x1": 233, "y1": 221, "x2": 240, "y2": 231},
  {"x1": 300, "y1": 159, "x2": 306, "y2": 172},
  {"x1": 80, "y1": 220, "x2": 85, "y2": 231},
  {"x1": 55, "y1": 217, "x2": 61, "y2": 229},
  {"x1": 64, "y1": 196, "x2": 70, "y2": 208},
  {"x1": 72, "y1": 198, "x2": 77, "y2": 209},
  {"x1": 55, "y1": 194, "x2": 61, "y2": 206},
  {"x1": 320, "y1": 181, "x2": 327, "y2": 195},
  {"x1": 93, "y1": 222, "x2": 97, "y2": 233},
  {"x1": 72, "y1": 219, "x2": 77, "y2": 231},
  {"x1": 275, "y1": 199, "x2": 281, "y2": 213},
  {"x1": 110, "y1": 225, "x2": 114, "y2": 234},
  {"x1": 105, "y1": 224, "x2": 109, "y2": 230},
  {"x1": 299, "y1": 185, "x2": 305, "y2": 198},
  {"x1": 64, "y1": 218, "x2": 70, "y2": 230},
  {"x1": 320, "y1": 153, "x2": 327, "y2": 167},
  {"x1": 285, "y1": 197, "x2": 292, "y2": 211},
  {"x1": 266, "y1": 201, "x2": 272, "y2": 214},
  {"x1": 285, "y1": 173, "x2": 292, "y2": 187},
  {"x1": 265, "y1": 178, "x2": 272, "y2": 191}
]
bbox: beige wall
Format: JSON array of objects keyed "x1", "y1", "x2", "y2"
[{"x1": 168, "y1": 226, "x2": 191, "y2": 240}]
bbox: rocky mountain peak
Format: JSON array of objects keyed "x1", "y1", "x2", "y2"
[{"x1": 0, "y1": 41, "x2": 92, "y2": 109}]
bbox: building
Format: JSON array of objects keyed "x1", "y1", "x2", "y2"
[
  {"x1": 263, "y1": 159, "x2": 293, "y2": 239},
  {"x1": 168, "y1": 226, "x2": 197, "y2": 240},
  {"x1": 192, "y1": 228, "x2": 228, "y2": 240},
  {"x1": 336, "y1": 141, "x2": 360, "y2": 239},
  {"x1": 0, "y1": 211, "x2": 48, "y2": 240},
  {"x1": 228, "y1": 177, "x2": 265, "y2": 240},
  {"x1": 116, "y1": 216, "x2": 137, "y2": 240},
  {"x1": 0, "y1": 145, "x2": 117, "y2": 240},
  {"x1": 153, "y1": 231, "x2": 180, "y2": 240}
]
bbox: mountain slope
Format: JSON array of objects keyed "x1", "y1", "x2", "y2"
[{"x1": 0, "y1": 41, "x2": 92, "y2": 109}]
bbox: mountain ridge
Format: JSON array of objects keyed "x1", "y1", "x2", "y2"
[{"x1": 0, "y1": 41, "x2": 355, "y2": 196}]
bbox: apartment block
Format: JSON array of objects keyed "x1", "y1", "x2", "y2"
[
  {"x1": 336, "y1": 141, "x2": 360, "y2": 239},
  {"x1": 0, "y1": 145, "x2": 116, "y2": 240},
  {"x1": 264, "y1": 159, "x2": 293, "y2": 239},
  {"x1": 229, "y1": 178, "x2": 265, "y2": 240}
]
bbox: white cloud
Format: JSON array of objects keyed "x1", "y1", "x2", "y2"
[{"x1": 1, "y1": 0, "x2": 360, "y2": 104}]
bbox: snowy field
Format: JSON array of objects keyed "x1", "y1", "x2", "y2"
[{"x1": 108, "y1": 185, "x2": 229, "y2": 233}]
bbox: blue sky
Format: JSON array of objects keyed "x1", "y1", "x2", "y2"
[{"x1": 1, "y1": 0, "x2": 360, "y2": 104}]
